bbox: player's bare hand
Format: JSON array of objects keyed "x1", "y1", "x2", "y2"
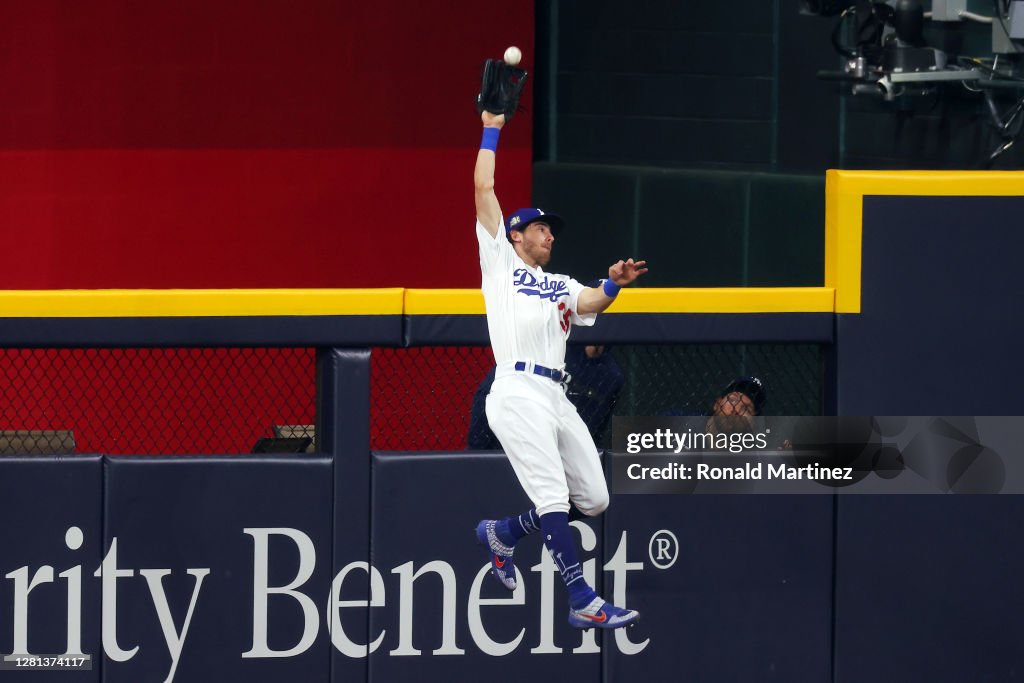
[
  {"x1": 482, "y1": 111, "x2": 506, "y2": 129},
  {"x1": 609, "y1": 258, "x2": 649, "y2": 286}
]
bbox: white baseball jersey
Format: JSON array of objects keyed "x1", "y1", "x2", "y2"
[
  {"x1": 476, "y1": 218, "x2": 607, "y2": 518},
  {"x1": 476, "y1": 219, "x2": 596, "y2": 369}
]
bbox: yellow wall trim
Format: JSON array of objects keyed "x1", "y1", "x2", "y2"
[
  {"x1": 405, "y1": 287, "x2": 835, "y2": 315},
  {"x1": 0, "y1": 288, "x2": 405, "y2": 318},
  {"x1": 826, "y1": 170, "x2": 1024, "y2": 313},
  {"x1": 0, "y1": 287, "x2": 835, "y2": 318}
]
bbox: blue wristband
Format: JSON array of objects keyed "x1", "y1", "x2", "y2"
[
  {"x1": 481, "y1": 127, "x2": 500, "y2": 152},
  {"x1": 602, "y1": 279, "x2": 621, "y2": 297}
]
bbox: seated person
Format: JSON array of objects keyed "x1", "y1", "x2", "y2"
[
  {"x1": 660, "y1": 375, "x2": 766, "y2": 418},
  {"x1": 706, "y1": 376, "x2": 766, "y2": 436},
  {"x1": 467, "y1": 344, "x2": 625, "y2": 450}
]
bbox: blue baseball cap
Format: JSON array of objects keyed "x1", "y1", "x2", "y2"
[{"x1": 505, "y1": 208, "x2": 565, "y2": 236}]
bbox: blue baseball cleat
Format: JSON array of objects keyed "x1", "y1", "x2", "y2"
[
  {"x1": 568, "y1": 597, "x2": 640, "y2": 630},
  {"x1": 475, "y1": 519, "x2": 517, "y2": 591}
]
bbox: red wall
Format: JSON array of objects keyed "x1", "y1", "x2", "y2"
[
  {"x1": 0, "y1": 1, "x2": 534, "y2": 289},
  {"x1": 0, "y1": 2, "x2": 534, "y2": 453}
]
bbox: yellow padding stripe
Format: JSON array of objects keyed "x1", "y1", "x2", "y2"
[
  {"x1": 0, "y1": 286, "x2": 835, "y2": 317},
  {"x1": 0, "y1": 289, "x2": 405, "y2": 318},
  {"x1": 826, "y1": 171, "x2": 865, "y2": 315},
  {"x1": 405, "y1": 288, "x2": 835, "y2": 314},
  {"x1": 405, "y1": 289, "x2": 486, "y2": 314},
  {"x1": 829, "y1": 170, "x2": 1024, "y2": 196},
  {"x1": 826, "y1": 170, "x2": 1024, "y2": 314}
]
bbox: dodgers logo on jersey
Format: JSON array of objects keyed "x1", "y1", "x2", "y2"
[{"x1": 513, "y1": 268, "x2": 568, "y2": 302}]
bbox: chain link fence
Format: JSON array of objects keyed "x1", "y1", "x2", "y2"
[
  {"x1": 370, "y1": 344, "x2": 822, "y2": 451},
  {"x1": 0, "y1": 343, "x2": 821, "y2": 455},
  {"x1": 0, "y1": 348, "x2": 315, "y2": 455},
  {"x1": 371, "y1": 346, "x2": 495, "y2": 451}
]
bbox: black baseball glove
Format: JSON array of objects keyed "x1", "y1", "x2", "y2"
[{"x1": 476, "y1": 59, "x2": 528, "y2": 121}]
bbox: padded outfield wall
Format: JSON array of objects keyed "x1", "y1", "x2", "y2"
[
  {"x1": 826, "y1": 171, "x2": 1024, "y2": 683},
  {"x1": 2, "y1": 172, "x2": 1024, "y2": 681},
  {"x1": 0, "y1": 287, "x2": 833, "y2": 683}
]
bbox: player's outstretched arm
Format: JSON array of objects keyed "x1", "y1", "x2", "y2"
[
  {"x1": 576, "y1": 258, "x2": 649, "y2": 315},
  {"x1": 474, "y1": 112, "x2": 505, "y2": 239}
]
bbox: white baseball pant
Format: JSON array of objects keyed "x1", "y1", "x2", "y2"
[{"x1": 485, "y1": 368, "x2": 609, "y2": 517}]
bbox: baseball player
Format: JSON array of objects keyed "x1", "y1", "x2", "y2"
[{"x1": 473, "y1": 109, "x2": 647, "y2": 630}]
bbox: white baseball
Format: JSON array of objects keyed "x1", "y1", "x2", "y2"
[{"x1": 503, "y1": 46, "x2": 522, "y2": 66}]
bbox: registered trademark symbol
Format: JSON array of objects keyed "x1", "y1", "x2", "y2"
[{"x1": 648, "y1": 529, "x2": 679, "y2": 569}]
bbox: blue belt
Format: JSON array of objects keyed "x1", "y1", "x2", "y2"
[{"x1": 514, "y1": 361, "x2": 571, "y2": 384}]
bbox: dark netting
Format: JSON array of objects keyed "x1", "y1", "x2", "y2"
[
  {"x1": 370, "y1": 344, "x2": 822, "y2": 451},
  {"x1": 0, "y1": 344, "x2": 817, "y2": 454},
  {"x1": 371, "y1": 346, "x2": 496, "y2": 451},
  {"x1": 0, "y1": 348, "x2": 315, "y2": 455}
]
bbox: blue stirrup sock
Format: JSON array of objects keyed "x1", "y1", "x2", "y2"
[
  {"x1": 495, "y1": 508, "x2": 540, "y2": 545},
  {"x1": 540, "y1": 511, "x2": 598, "y2": 609}
]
